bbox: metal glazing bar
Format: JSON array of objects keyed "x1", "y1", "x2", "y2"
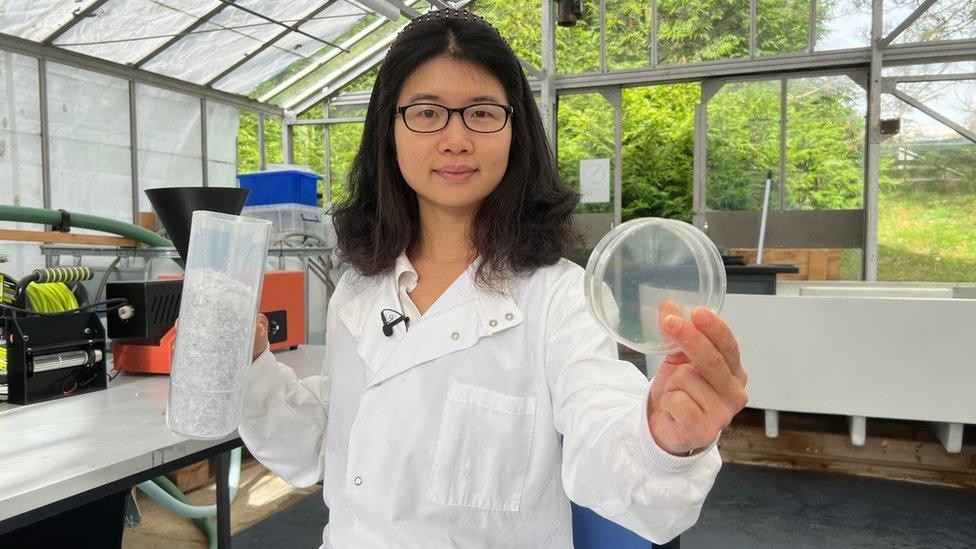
[
  {"x1": 541, "y1": 0, "x2": 557, "y2": 150},
  {"x1": 883, "y1": 39, "x2": 976, "y2": 65},
  {"x1": 284, "y1": 0, "x2": 472, "y2": 112},
  {"x1": 290, "y1": 117, "x2": 367, "y2": 125},
  {"x1": 891, "y1": 89, "x2": 976, "y2": 144},
  {"x1": 612, "y1": 89, "x2": 622, "y2": 226},
  {"x1": 215, "y1": 0, "x2": 347, "y2": 51},
  {"x1": 519, "y1": 58, "x2": 544, "y2": 79},
  {"x1": 287, "y1": 38, "x2": 393, "y2": 113},
  {"x1": 283, "y1": 113, "x2": 295, "y2": 164},
  {"x1": 129, "y1": 81, "x2": 140, "y2": 224},
  {"x1": 779, "y1": 78, "x2": 787, "y2": 210},
  {"x1": 553, "y1": 48, "x2": 872, "y2": 91},
  {"x1": 692, "y1": 100, "x2": 706, "y2": 228},
  {"x1": 42, "y1": 0, "x2": 111, "y2": 45},
  {"x1": 258, "y1": 113, "x2": 267, "y2": 170},
  {"x1": 360, "y1": 0, "x2": 420, "y2": 19},
  {"x1": 201, "y1": 98, "x2": 209, "y2": 186},
  {"x1": 749, "y1": 0, "x2": 757, "y2": 58},
  {"x1": 0, "y1": 33, "x2": 280, "y2": 116},
  {"x1": 879, "y1": 0, "x2": 937, "y2": 49},
  {"x1": 887, "y1": 72, "x2": 976, "y2": 83},
  {"x1": 205, "y1": 0, "x2": 343, "y2": 87},
  {"x1": 808, "y1": 0, "x2": 816, "y2": 53},
  {"x1": 863, "y1": 0, "x2": 883, "y2": 281},
  {"x1": 133, "y1": 1, "x2": 239, "y2": 68},
  {"x1": 651, "y1": 0, "x2": 658, "y2": 67},
  {"x1": 258, "y1": 16, "x2": 388, "y2": 103},
  {"x1": 323, "y1": 102, "x2": 333, "y2": 206},
  {"x1": 39, "y1": 59, "x2": 51, "y2": 210},
  {"x1": 599, "y1": 0, "x2": 607, "y2": 73}
]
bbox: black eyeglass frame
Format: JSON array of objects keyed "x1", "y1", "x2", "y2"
[{"x1": 394, "y1": 102, "x2": 514, "y2": 134}]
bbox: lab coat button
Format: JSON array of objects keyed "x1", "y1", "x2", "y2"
[
  {"x1": 488, "y1": 319, "x2": 498, "y2": 327},
  {"x1": 504, "y1": 313, "x2": 514, "y2": 321},
  {"x1": 451, "y1": 331, "x2": 460, "y2": 340},
  {"x1": 354, "y1": 476, "x2": 363, "y2": 486}
]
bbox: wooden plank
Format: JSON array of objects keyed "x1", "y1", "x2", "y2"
[
  {"x1": 826, "y1": 250, "x2": 842, "y2": 280},
  {"x1": 165, "y1": 459, "x2": 211, "y2": 493},
  {"x1": 728, "y1": 248, "x2": 842, "y2": 281},
  {"x1": 0, "y1": 228, "x2": 139, "y2": 247},
  {"x1": 719, "y1": 422, "x2": 976, "y2": 491},
  {"x1": 138, "y1": 211, "x2": 156, "y2": 232},
  {"x1": 163, "y1": 453, "x2": 261, "y2": 494},
  {"x1": 808, "y1": 249, "x2": 829, "y2": 280}
]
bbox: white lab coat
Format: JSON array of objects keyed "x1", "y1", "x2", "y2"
[{"x1": 239, "y1": 257, "x2": 721, "y2": 548}]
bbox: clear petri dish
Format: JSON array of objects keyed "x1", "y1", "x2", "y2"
[{"x1": 584, "y1": 218, "x2": 726, "y2": 355}]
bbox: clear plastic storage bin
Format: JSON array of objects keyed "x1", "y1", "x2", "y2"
[
  {"x1": 167, "y1": 210, "x2": 271, "y2": 439},
  {"x1": 242, "y1": 203, "x2": 333, "y2": 246}
]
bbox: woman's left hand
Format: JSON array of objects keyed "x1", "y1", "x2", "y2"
[{"x1": 646, "y1": 302, "x2": 749, "y2": 456}]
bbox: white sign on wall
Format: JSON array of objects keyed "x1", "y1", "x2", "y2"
[{"x1": 579, "y1": 158, "x2": 611, "y2": 204}]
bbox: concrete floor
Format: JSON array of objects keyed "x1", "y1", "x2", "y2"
[
  {"x1": 236, "y1": 463, "x2": 976, "y2": 549},
  {"x1": 682, "y1": 463, "x2": 976, "y2": 548}
]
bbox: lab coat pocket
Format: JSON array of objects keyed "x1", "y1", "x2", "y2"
[{"x1": 428, "y1": 382, "x2": 536, "y2": 512}]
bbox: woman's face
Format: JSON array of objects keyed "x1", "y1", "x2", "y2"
[{"x1": 394, "y1": 57, "x2": 512, "y2": 216}]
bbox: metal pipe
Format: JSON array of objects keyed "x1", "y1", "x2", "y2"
[{"x1": 33, "y1": 350, "x2": 104, "y2": 374}]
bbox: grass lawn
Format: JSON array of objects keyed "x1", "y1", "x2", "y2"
[{"x1": 878, "y1": 188, "x2": 976, "y2": 282}]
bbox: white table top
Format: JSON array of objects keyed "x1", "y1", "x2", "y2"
[{"x1": 0, "y1": 345, "x2": 324, "y2": 525}]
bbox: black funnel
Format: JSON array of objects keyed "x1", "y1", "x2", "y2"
[{"x1": 145, "y1": 187, "x2": 250, "y2": 261}]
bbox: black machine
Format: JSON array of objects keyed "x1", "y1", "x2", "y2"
[
  {"x1": 106, "y1": 279, "x2": 183, "y2": 344},
  {"x1": 1, "y1": 267, "x2": 110, "y2": 405}
]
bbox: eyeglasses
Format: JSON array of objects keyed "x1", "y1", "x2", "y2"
[{"x1": 395, "y1": 103, "x2": 514, "y2": 134}]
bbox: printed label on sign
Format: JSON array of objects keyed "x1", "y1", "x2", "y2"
[{"x1": 580, "y1": 158, "x2": 611, "y2": 204}]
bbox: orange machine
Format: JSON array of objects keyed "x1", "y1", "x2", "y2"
[{"x1": 111, "y1": 270, "x2": 306, "y2": 374}]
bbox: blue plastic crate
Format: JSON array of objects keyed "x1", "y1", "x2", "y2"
[{"x1": 237, "y1": 170, "x2": 321, "y2": 206}]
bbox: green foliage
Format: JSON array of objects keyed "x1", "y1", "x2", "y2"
[
  {"x1": 236, "y1": 3, "x2": 972, "y2": 269},
  {"x1": 785, "y1": 78, "x2": 865, "y2": 210},
  {"x1": 621, "y1": 85, "x2": 700, "y2": 221},
  {"x1": 657, "y1": 0, "x2": 750, "y2": 63},
  {"x1": 238, "y1": 111, "x2": 260, "y2": 174}
]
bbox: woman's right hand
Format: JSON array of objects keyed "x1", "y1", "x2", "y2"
[{"x1": 253, "y1": 313, "x2": 269, "y2": 361}]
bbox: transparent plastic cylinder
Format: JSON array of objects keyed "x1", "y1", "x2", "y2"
[{"x1": 167, "y1": 210, "x2": 271, "y2": 439}]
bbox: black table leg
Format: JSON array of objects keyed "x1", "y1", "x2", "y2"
[{"x1": 215, "y1": 450, "x2": 232, "y2": 548}]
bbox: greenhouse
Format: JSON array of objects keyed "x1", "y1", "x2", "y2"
[{"x1": 0, "y1": 1, "x2": 975, "y2": 548}]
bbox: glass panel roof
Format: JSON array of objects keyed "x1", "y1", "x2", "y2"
[
  {"x1": 213, "y1": 0, "x2": 364, "y2": 94},
  {"x1": 0, "y1": 0, "x2": 104, "y2": 41},
  {"x1": 140, "y1": 0, "x2": 329, "y2": 84},
  {"x1": 0, "y1": 0, "x2": 470, "y2": 112},
  {"x1": 52, "y1": 0, "x2": 222, "y2": 64}
]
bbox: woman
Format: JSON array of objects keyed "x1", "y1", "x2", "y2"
[{"x1": 241, "y1": 8, "x2": 748, "y2": 548}]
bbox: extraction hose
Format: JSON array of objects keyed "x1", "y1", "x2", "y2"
[
  {"x1": 136, "y1": 447, "x2": 243, "y2": 549},
  {"x1": 0, "y1": 205, "x2": 173, "y2": 249}
]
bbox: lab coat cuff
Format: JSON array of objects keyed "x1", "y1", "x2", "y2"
[
  {"x1": 629, "y1": 389, "x2": 719, "y2": 477},
  {"x1": 244, "y1": 348, "x2": 283, "y2": 412}
]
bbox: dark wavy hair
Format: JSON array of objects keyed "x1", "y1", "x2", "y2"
[{"x1": 332, "y1": 8, "x2": 580, "y2": 290}]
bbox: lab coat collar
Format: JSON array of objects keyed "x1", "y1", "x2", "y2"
[{"x1": 336, "y1": 255, "x2": 524, "y2": 383}]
